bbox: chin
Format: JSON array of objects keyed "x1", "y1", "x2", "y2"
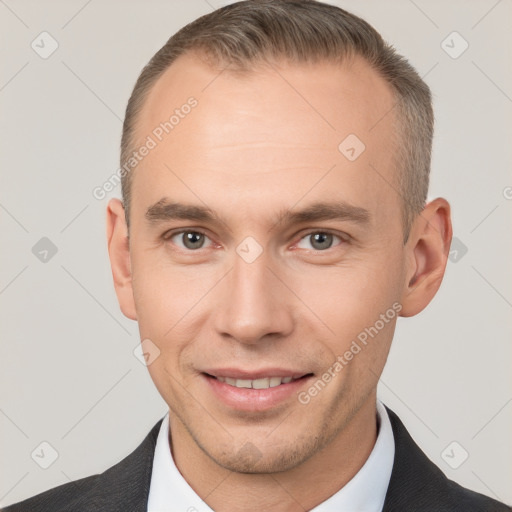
[{"x1": 205, "y1": 432, "x2": 326, "y2": 475}]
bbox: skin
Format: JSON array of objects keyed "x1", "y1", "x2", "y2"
[{"x1": 106, "y1": 53, "x2": 452, "y2": 511}]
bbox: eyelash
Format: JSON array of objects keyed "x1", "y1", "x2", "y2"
[
  {"x1": 161, "y1": 228, "x2": 348, "y2": 252},
  {"x1": 294, "y1": 230, "x2": 347, "y2": 251},
  {"x1": 162, "y1": 228, "x2": 216, "y2": 249}
]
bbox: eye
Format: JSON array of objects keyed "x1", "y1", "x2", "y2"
[
  {"x1": 165, "y1": 230, "x2": 214, "y2": 250},
  {"x1": 296, "y1": 231, "x2": 345, "y2": 251}
]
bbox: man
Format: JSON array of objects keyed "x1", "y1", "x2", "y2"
[{"x1": 3, "y1": 1, "x2": 510, "y2": 511}]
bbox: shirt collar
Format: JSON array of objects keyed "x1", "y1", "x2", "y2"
[{"x1": 147, "y1": 400, "x2": 394, "y2": 512}]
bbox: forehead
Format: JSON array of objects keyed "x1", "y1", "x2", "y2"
[{"x1": 131, "y1": 53, "x2": 400, "y2": 233}]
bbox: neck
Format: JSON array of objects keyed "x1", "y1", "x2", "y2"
[{"x1": 169, "y1": 396, "x2": 378, "y2": 512}]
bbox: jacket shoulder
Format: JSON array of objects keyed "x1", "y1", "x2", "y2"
[
  {"x1": 2, "y1": 419, "x2": 163, "y2": 512},
  {"x1": 384, "y1": 407, "x2": 511, "y2": 512},
  {"x1": 1, "y1": 473, "x2": 101, "y2": 512}
]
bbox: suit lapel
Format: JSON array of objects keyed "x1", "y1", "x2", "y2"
[
  {"x1": 92, "y1": 410, "x2": 436, "y2": 511},
  {"x1": 382, "y1": 407, "x2": 446, "y2": 511},
  {"x1": 86, "y1": 418, "x2": 163, "y2": 512}
]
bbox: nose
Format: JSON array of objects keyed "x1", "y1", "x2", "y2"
[{"x1": 212, "y1": 248, "x2": 294, "y2": 346}]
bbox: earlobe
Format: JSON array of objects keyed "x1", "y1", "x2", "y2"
[
  {"x1": 106, "y1": 198, "x2": 137, "y2": 320},
  {"x1": 400, "y1": 198, "x2": 452, "y2": 317}
]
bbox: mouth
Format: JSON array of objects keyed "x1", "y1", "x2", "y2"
[
  {"x1": 201, "y1": 370, "x2": 314, "y2": 411},
  {"x1": 204, "y1": 373, "x2": 311, "y2": 389}
]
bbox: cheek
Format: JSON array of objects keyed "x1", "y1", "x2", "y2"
[
  {"x1": 131, "y1": 270, "x2": 170, "y2": 338},
  {"x1": 287, "y1": 262, "x2": 403, "y2": 383},
  {"x1": 295, "y1": 260, "x2": 401, "y2": 336},
  {"x1": 130, "y1": 247, "x2": 208, "y2": 333},
  {"x1": 130, "y1": 254, "x2": 216, "y2": 376}
]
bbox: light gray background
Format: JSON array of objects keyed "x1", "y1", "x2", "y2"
[{"x1": 1, "y1": 0, "x2": 511, "y2": 508}]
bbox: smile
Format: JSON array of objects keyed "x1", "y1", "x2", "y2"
[
  {"x1": 202, "y1": 372, "x2": 314, "y2": 411},
  {"x1": 213, "y1": 375, "x2": 300, "y2": 389}
]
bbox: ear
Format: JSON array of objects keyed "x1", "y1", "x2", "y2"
[
  {"x1": 400, "y1": 198, "x2": 452, "y2": 317},
  {"x1": 106, "y1": 198, "x2": 137, "y2": 320}
]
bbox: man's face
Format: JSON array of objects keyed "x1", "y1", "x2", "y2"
[{"x1": 125, "y1": 54, "x2": 409, "y2": 472}]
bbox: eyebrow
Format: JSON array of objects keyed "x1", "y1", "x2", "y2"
[
  {"x1": 145, "y1": 198, "x2": 370, "y2": 230},
  {"x1": 145, "y1": 198, "x2": 224, "y2": 224},
  {"x1": 273, "y1": 201, "x2": 370, "y2": 229}
]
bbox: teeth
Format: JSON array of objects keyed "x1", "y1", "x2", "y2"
[
  {"x1": 215, "y1": 375, "x2": 299, "y2": 389},
  {"x1": 252, "y1": 377, "x2": 270, "y2": 389},
  {"x1": 269, "y1": 377, "x2": 282, "y2": 387},
  {"x1": 236, "y1": 379, "x2": 252, "y2": 388}
]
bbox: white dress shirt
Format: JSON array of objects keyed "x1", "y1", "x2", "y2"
[{"x1": 147, "y1": 400, "x2": 395, "y2": 512}]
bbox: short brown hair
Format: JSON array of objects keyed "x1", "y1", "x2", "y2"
[{"x1": 120, "y1": 0, "x2": 433, "y2": 242}]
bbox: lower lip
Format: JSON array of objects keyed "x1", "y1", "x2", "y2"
[{"x1": 202, "y1": 374, "x2": 313, "y2": 412}]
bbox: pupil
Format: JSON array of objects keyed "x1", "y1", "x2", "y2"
[{"x1": 312, "y1": 232, "x2": 332, "y2": 250}]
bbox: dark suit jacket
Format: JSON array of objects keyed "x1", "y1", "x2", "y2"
[{"x1": 3, "y1": 407, "x2": 510, "y2": 511}]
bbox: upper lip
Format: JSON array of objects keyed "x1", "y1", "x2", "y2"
[{"x1": 202, "y1": 368, "x2": 312, "y2": 380}]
